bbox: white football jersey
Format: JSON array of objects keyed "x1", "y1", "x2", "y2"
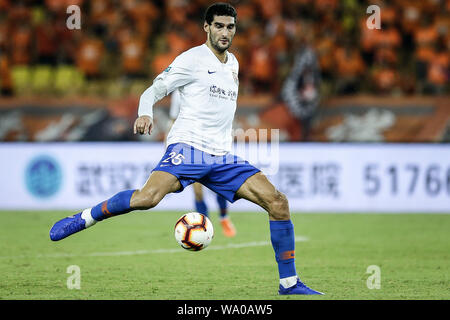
[
  {"x1": 169, "y1": 88, "x2": 181, "y2": 120},
  {"x1": 157, "y1": 44, "x2": 239, "y2": 155}
]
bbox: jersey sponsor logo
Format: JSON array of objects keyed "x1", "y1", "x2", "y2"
[
  {"x1": 208, "y1": 70, "x2": 217, "y2": 74},
  {"x1": 210, "y1": 85, "x2": 237, "y2": 101},
  {"x1": 164, "y1": 66, "x2": 172, "y2": 72},
  {"x1": 25, "y1": 155, "x2": 62, "y2": 198}
]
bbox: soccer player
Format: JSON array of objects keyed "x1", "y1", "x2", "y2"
[
  {"x1": 169, "y1": 89, "x2": 236, "y2": 237},
  {"x1": 49, "y1": 3, "x2": 322, "y2": 295}
]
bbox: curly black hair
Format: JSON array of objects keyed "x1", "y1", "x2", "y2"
[{"x1": 204, "y1": 2, "x2": 237, "y2": 25}]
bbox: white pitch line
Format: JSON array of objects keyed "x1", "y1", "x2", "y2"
[{"x1": 0, "y1": 236, "x2": 308, "y2": 260}]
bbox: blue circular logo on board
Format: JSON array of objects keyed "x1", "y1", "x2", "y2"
[{"x1": 25, "y1": 155, "x2": 62, "y2": 198}]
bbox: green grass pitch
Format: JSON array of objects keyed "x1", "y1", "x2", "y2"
[{"x1": 0, "y1": 210, "x2": 449, "y2": 300}]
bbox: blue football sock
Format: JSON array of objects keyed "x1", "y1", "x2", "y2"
[
  {"x1": 269, "y1": 220, "x2": 297, "y2": 279},
  {"x1": 195, "y1": 200, "x2": 208, "y2": 217},
  {"x1": 216, "y1": 194, "x2": 228, "y2": 218},
  {"x1": 90, "y1": 189, "x2": 136, "y2": 221}
]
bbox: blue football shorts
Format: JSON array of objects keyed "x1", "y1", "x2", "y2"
[{"x1": 152, "y1": 143, "x2": 261, "y2": 203}]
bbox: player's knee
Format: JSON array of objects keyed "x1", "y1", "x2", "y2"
[
  {"x1": 268, "y1": 191, "x2": 290, "y2": 220},
  {"x1": 130, "y1": 188, "x2": 162, "y2": 210}
]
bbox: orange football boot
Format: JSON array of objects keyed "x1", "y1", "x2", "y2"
[{"x1": 220, "y1": 217, "x2": 236, "y2": 237}]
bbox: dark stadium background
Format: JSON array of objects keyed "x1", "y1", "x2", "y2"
[{"x1": 0, "y1": 0, "x2": 448, "y2": 143}]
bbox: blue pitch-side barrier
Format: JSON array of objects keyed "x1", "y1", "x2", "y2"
[{"x1": 1, "y1": 142, "x2": 449, "y2": 213}]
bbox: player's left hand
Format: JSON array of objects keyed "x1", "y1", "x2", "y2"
[{"x1": 134, "y1": 115, "x2": 153, "y2": 135}]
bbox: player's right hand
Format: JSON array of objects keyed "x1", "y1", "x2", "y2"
[{"x1": 133, "y1": 115, "x2": 153, "y2": 135}]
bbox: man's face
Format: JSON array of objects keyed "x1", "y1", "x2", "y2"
[{"x1": 204, "y1": 15, "x2": 236, "y2": 53}]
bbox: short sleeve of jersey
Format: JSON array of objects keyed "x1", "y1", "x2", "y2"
[
  {"x1": 232, "y1": 52, "x2": 239, "y2": 74},
  {"x1": 155, "y1": 51, "x2": 197, "y2": 95}
]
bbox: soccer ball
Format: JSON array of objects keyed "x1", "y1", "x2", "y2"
[{"x1": 174, "y1": 212, "x2": 214, "y2": 251}]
